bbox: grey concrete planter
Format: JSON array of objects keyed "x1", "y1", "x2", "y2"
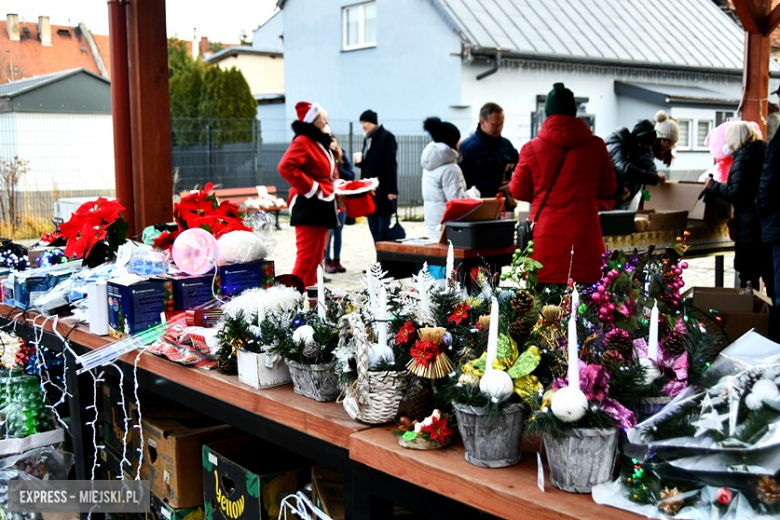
[
  {"x1": 286, "y1": 360, "x2": 339, "y2": 402},
  {"x1": 543, "y1": 428, "x2": 619, "y2": 493},
  {"x1": 453, "y1": 402, "x2": 525, "y2": 468}
]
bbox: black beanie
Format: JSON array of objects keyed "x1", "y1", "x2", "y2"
[
  {"x1": 360, "y1": 109, "x2": 378, "y2": 124},
  {"x1": 423, "y1": 117, "x2": 461, "y2": 150},
  {"x1": 631, "y1": 120, "x2": 657, "y2": 146},
  {"x1": 544, "y1": 83, "x2": 577, "y2": 117}
]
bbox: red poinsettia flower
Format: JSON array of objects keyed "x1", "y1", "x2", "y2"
[
  {"x1": 395, "y1": 321, "x2": 416, "y2": 346},
  {"x1": 175, "y1": 183, "x2": 219, "y2": 228},
  {"x1": 420, "y1": 415, "x2": 454, "y2": 445},
  {"x1": 188, "y1": 215, "x2": 251, "y2": 238},
  {"x1": 410, "y1": 339, "x2": 440, "y2": 368},
  {"x1": 153, "y1": 229, "x2": 182, "y2": 251},
  {"x1": 74, "y1": 197, "x2": 125, "y2": 224},
  {"x1": 63, "y1": 220, "x2": 105, "y2": 259},
  {"x1": 211, "y1": 200, "x2": 243, "y2": 218},
  {"x1": 447, "y1": 302, "x2": 471, "y2": 326}
]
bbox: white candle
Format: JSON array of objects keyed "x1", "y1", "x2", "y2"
[
  {"x1": 485, "y1": 297, "x2": 499, "y2": 373},
  {"x1": 418, "y1": 267, "x2": 430, "y2": 314},
  {"x1": 568, "y1": 289, "x2": 580, "y2": 390},
  {"x1": 366, "y1": 271, "x2": 377, "y2": 315},
  {"x1": 647, "y1": 300, "x2": 659, "y2": 361},
  {"x1": 446, "y1": 241, "x2": 454, "y2": 283},
  {"x1": 257, "y1": 300, "x2": 266, "y2": 323},
  {"x1": 317, "y1": 265, "x2": 326, "y2": 319},
  {"x1": 378, "y1": 285, "x2": 388, "y2": 349}
]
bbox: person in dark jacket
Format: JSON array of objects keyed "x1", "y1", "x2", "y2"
[
  {"x1": 605, "y1": 120, "x2": 665, "y2": 209},
  {"x1": 355, "y1": 109, "x2": 399, "y2": 245},
  {"x1": 706, "y1": 121, "x2": 774, "y2": 301},
  {"x1": 459, "y1": 102, "x2": 519, "y2": 210},
  {"x1": 759, "y1": 118, "x2": 780, "y2": 316}
]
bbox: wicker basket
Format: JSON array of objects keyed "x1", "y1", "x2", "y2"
[
  {"x1": 286, "y1": 359, "x2": 339, "y2": 402},
  {"x1": 339, "y1": 313, "x2": 410, "y2": 424}
]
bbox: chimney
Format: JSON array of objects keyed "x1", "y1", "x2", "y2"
[
  {"x1": 38, "y1": 16, "x2": 51, "y2": 45},
  {"x1": 199, "y1": 36, "x2": 209, "y2": 58},
  {"x1": 6, "y1": 14, "x2": 20, "y2": 42}
]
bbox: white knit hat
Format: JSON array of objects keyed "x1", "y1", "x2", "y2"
[{"x1": 655, "y1": 110, "x2": 679, "y2": 144}]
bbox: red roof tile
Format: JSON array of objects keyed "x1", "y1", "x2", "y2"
[{"x1": 0, "y1": 21, "x2": 110, "y2": 83}]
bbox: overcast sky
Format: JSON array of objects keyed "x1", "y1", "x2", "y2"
[{"x1": 4, "y1": 0, "x2": 278, "y2": 43}]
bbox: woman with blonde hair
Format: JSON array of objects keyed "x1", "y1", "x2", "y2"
[{"x1": 705, "y1": 121, "x2": 775, "y2": 300}]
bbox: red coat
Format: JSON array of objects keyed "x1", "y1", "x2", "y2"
[
  {"x1": 278, "y1": 132, "x2": 338, "y2": 227},
  {"x1": 510, "y1": 115, "x2": 616, "y2": 284}
]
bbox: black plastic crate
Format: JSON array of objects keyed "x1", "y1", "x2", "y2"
[
  {"x1": 445, "y1": 219, "x2": 516, "y2": 249},
  {"x1": 599, "y1": 210, "x2": 636, "y2": 236}
]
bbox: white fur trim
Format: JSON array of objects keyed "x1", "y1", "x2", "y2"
[
  {"x1": 303, "y1": 103, "x2": 322, "y2": 124},
  {"x1": 304, "y1": 181, "x2": 320, "y2": 198},
  {"x1": 334, "y1": 177, "x2": 379, "y2": 196}
]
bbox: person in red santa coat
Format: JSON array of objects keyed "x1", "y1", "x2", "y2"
[
  {"x1": 278, "y1": 101, "x2": 339, "y2": 288},
  {"x1": 510, "y1": 83, "x2": 616, "y2": 284}
]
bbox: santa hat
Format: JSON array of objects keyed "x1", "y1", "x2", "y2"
[
  {"x1": 295, "y1": 101, "x2": 322, "y2": 124},
  {"x1": 335, "y1": 178, "x2": 379, "y2": 218}
]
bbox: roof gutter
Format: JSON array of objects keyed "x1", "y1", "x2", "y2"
[
  {"x1": 469, "y1": 47, "x2": 780, "y2": 79},
  {"x1": 476, "y1": 51, "x2": 501, "y2": 81}
]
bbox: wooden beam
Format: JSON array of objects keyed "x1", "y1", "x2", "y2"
[
  {"x1": 733, "y1": 0, "x2": 762, "y2": 33},
  {"x1": 125, "y1": 0, "x2": 173, "y2": 233},
  {"x1": 765, "y1": 3, "x2": 780, "y2": 34},
  {"x1": 740, "y1": 0, "x2": 772, "y2": 135}
]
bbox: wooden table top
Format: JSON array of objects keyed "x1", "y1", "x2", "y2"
[
  {"x1": 0, "y1": 305, "x2": 370, "y2": 449},
  {"x1": 376, "y1": 241, "x2": 517, "y2": 258},
  {"x1": 349, "y1": 425, "x2": 635, "y2": 520}
]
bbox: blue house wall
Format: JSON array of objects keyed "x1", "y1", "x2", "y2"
[{"x1": 282, "y1": 0, "x2": 463, "y2": 133}]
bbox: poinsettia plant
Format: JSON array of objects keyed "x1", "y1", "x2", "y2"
[
  {"x1": 58, "y1": 197, "x2": 129, "y2": 268},
  {"x1": 154, "y1": 183, "x2": 251, "y2": 250},
  {"x1": 396, "y1": 409, "x2": 455, "y2": 447}
]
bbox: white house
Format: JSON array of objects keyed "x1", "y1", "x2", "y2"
[{"x1": 269, "y1": 0, "x2": 780, "y2": 179}]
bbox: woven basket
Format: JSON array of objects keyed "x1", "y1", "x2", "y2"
[{"x1": 339, "y1": 313, "x2": 410, "y2": 424}]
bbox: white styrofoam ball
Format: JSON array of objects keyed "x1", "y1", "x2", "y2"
[
  {"x1": 343, "y1": 396, "x2": 359, "y2": 420},
  {"x1": 479, "y1": 370, "x2": 514, "y2": 402},
  {"x1": 550, "y1": 386, "x2": 589, "y2": 423},
  {"x1": 752, "y1": 379, "x2": 779, "y2": 401},
  {"x1": 745, "y1": 393, "x2": 763, "y2": 411},
  {"x1": 217, "y1": 230, "x2": 268, "y2": 264},
  {"x1": 292, "y1": 325, "x2": 316, "y2": 346},
  {"x1": 367, "y1": 343, "x2": 395, "y2": 369},
  {"x1": 639, "y1": 358, "x2": 662, "y2": 386}
]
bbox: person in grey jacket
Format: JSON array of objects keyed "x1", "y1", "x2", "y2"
[{"x1": 421, "y1": 117, "x2": 480, "y2": 238}]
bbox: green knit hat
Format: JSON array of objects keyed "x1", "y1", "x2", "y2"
[{"x1": 544, "y1": 83, "x2": 577, "y2": 117}]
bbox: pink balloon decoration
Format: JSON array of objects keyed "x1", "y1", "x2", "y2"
[{"x1": 172, "y1": 228, "x2": 218, "y2": 275}]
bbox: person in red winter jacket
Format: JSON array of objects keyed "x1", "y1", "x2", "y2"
[
  {"x1": 278, "y1": 101, "x2": 339, "y2": 288},
  {"x1": 510, "y1": 83, "x2": 616, "y2": 285}
]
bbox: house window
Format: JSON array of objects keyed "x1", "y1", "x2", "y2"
[
  {"x1": 530, "y1": 95, "x2": 592, "y2": 137},
  {"x1": 696, "y1": 120, "x2": 712, "y2": 149},
  {"x1": 676, "y1": 119, "x2": 691, "y2": 150},
  {"x1": 342, "y1": 2, "x2": 376, "y2": 50},
  {"x1": 715, "y1": 111, "x2": 734, "y2": 126}
]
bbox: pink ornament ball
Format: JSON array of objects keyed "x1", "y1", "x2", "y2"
[{"x1": 172, "y1": 228, "x2": 219, "y2": 275}]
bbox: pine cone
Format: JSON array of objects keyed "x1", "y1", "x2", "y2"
[
  {"x1": 509, "y1": 319, "x2": 533, "y2": 345},
  {"x1": 605, "y1": 328, "x2": 632, "y2": 354},
  {"x1": 511, "y1": 291, "x2": 535, "y2": 316},
  {"x1": 757, "y1": 476, "x2": 780, "y2": 505},
  {"x1": 217, "y1": 357, "x2": 237, "y2": 375},
  {"x1": 661, "y1": 335, "x2": 685, "y2": 356},
  {"x1": 658, "y1": 487, "x2": 683, "y2": 515},
  {"x1": 397, "y1": 379, "x2": 434, "y2": 422}
]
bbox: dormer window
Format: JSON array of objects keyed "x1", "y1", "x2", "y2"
[{"x1": 342, "y1": 2, "x2": 376, "y2": 51}]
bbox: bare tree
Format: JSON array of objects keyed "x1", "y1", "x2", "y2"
[{"x1": 0, "y1": 156, "x2": 30, "y2": 232}]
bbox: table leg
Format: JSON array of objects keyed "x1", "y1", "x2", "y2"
[
  {"x1": 273, "y1": 210, "x2": 282, "y2": 230},
  {"x1": 65, "y1": 350, "x2": 93, "y2": 481},
  {"x1": 715, "y1": 255, "x2": 724, "y2": 287}
]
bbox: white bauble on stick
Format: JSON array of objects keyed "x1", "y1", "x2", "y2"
[
  {"x1": 368, "y1": 343, "x2": 395, "y2": 369},
  {"x1": 639, "y1": 357, "x2": 662, "y2": 386},
  {"x1": 479, "y1": 370, "x2": 514, "y2": 402},
  {"x1": 550, "y1": 386, "x2": 588, "y2": 423},
  {"x1": 292, "y1": 325, "x2": 316, "y2": 346},
  {"x1": 752, "y1": 379, "x2": 779, "y2": 401}
]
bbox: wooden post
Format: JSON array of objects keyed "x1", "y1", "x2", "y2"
[
  {"x1": 125, "y1": 0, "x2": 173, "y2": 233},
  {"x1": 739, "y1": 0, "x2": 771, "y2": 135}
]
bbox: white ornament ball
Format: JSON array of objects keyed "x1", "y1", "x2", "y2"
[
  {"x1": 292, "y1": 325, "x2": 316, "y2": 346},
  {"x1": 343, "y1": 396, "x2": 359, "y2": 420},
  {"x1": 550, "y1": 386, "x2": 589, "y2": 423},
  {"x1": 367, "y1": 343, "x2": 395, "y2": 369},
  {"x1": 752, "y1": 379, "x2": 779, "y2": 401},
  {"x1": 745, "y1": 393, "x2": 763, "y2": 411},
  {"x1": 479, "y1": 370, "x2": 514, "y2": 402},
  {"x1": 217, "y1": 230, "x2": 268, "y2": 264},
  {"x1": 639, "y1": 358, "x2": 662, "y2": 386}
]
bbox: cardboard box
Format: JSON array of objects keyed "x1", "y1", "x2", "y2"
[
  {"x1": 108, "y1": 278, "x2": 167, "y2": 338},
  {"x1": 686, "y1": 286, "x2": 772, "y2": 340},
  {"x1": 203, "y1": 436, "x2": 306, "y2": 520},
  {"x1": 27, "y1": 247, "x2": 57, "y2": 268},
  {"x1": 159, "y1": 273, "x2": 215, "y2": 311},
  {"x1": 99, "y1": 446, "x2": 134, "y2": 481},
  {"x1": 636, "y1": 209, "x2": 689, "y2": 232},
  {"x1": 439, "y1": 198, "x2": 504, "y2": 244},
  {"x1": 151, "y1": 493, "x2": 204, "y2": 520},
  {"x1": 2, "y1": 276, "x2": 14, "y2": 306},
  {"x1": 142, "y1": 416, "x2": 236, "y2": 508},
  {"x1": 645, "y1": 181, "x2": 731, "y2": 224},
  {"x1": 217, "y1": 260, "x2": 275, "y2": 297},
  {"x1": 236, "y1": 350, "x2": 292, "y2": 390},
  {"x1": 311, "y1": 466, "x2": 344, "y2": 520}
]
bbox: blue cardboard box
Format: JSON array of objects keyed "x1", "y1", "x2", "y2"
[
  {"x1": 108, "y1": 278, "x2": 166, "y2": 339},
  {"x1": 217, "y1": 260, "x2": 274, "y2": 297},
  {"x1": 159, "y1": 273, "x2": 215, "y2": 311}
]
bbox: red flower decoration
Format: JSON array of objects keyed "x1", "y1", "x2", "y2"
[
  {"x1": 716, "y1": 487, "x2": 732, "y2": 505},
  {"x1": 447, "y1": 302, "x2": 471, "y2": 325},
  {"x1": 188, "y1": 215, "x2": 251, "y2": 238},
  {"x1": 174, "y1": 183, "x2": 219, "y2": 228},
  {"x1": 420, "y1": 415, "x2": 454, "y2": 445},
  {"x1": 410, "y1": 339, "x2": 441, "y2": 368},
  {"x1": 395, "y1": 321, "x2": 416, "y2": 346},
  {"x1": 153, "y1": 229, "x2": 182, "y2": 251}
]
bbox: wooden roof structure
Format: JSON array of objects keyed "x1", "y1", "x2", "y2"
[{"x1": 108, "y1": 0, "x2": 778, "y2": 236}]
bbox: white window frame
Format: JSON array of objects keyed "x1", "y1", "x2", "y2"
[
  {"x1": 676, "y1": 119, "x2": 692, "y2": 151},
  {"x1": 342, "y1": 2, "x2": 377, "y2": 51},
  {"x1": 695, "y1": 119, "x2": 713, "y2": 151}
]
